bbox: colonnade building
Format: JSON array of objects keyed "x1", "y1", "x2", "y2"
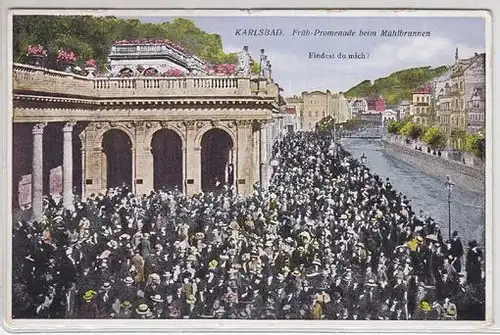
[{"x1": 12, "y1": 63, "x2": 283, "y2": 219}]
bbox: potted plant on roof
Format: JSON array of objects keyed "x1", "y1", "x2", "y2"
[
  {"x1": 26, "y1": 44, "x2": 47, "y2": 67},
  {"x1": 56, "y1": 49, "x2": 78, "y2": 73},
  {"x1": 84, "y1": 59, "x2": 97, "y2": 77}
]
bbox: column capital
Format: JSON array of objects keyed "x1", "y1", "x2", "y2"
[
  {"x1": 183, "y1": 120, "x2": 197, "y2": 130},
  {"x1": 235, "y1": 119, "x2": 253, "y2": 128},
  {"x1": 32, "y1": 122, "x2": 47, "y2": 135},
  {"x1": 63, "y1": 121, "x2": 77, "y2": 132}
]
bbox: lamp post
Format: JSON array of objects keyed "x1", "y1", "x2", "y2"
[{"x1": 445, "y1": 175, "x2": 454, "y2": 241}]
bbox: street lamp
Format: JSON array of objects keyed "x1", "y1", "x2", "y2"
[{"x1": 445, "y1": 175, "x2": 454, "y2": 241}]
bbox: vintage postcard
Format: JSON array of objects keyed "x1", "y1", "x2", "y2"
[{"x1": 6, "y1": 10, "x2": 488, "y2": 327}]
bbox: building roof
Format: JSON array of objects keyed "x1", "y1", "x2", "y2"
[
  {"x1": 285, "y1": 106, "x2": 297, "y2": 114},
  {"x1": 412, "y1": 84, "x2": 432, "y2": 94},
  {"x1": 433, "y1": 70, "x2": 452, "y2": 82},
  {"x1": 302, "y1": 90, "x2": 328, "y2": 96},
  {"x1": 365, "y1": 95, "x2": 384, "y2": 102},
  {"x1": 453, "y1": 52, "x2": 485, "y2": 74}
]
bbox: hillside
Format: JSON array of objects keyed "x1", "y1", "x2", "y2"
[
  {"x1": 344, "y1": 66, "x2": 449, "y2": 105},
  {"x1": 13, "y1": 16, "x2": 238, "y2": 69}
]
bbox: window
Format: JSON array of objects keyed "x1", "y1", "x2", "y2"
[
  {"x1": 315, "y1": 111, "x2": 319, "y2": 117},
  {"x1": 417, "y1": 96, "x2": 420, "y2": 102}
]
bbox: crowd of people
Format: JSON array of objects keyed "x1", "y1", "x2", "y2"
[{"x1": 12, "y1": 132, "x2": 485, "y2": 320}]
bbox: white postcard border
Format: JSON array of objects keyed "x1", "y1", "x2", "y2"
[{"x1": 0, "y1": 4, "x2": 497, "y2": 335}]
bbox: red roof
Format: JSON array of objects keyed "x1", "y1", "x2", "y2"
[
  {"x1": 413, "y1": 85, "x2": 432, "y2": 94},
  {"x1": 285, "y1": 107, "x2": 296, "y2": 114}
]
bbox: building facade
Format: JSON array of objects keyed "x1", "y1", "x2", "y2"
[
  {"x1": 301, "y1": 91, "x2": 328, "y2": 131},
  {"x1": 382, "y1": 109, "x2": 398, "y2": 126},
  {"x1": 398, "y1": 100, "x2": 411, "y2": 120},
  {"x1": 12, "y1": 62, "x2": 281, "y2": 219},
  {"x1": 284, "y1": 96, "x2": 304, "y2": 130},
  {"x1": 366, "y1": 96, "x2": 385, "y2": 113},
  {"x1": 282, "y1": 106, "x2": 300, "y2": 134},
  {"x1": 411, "y1": 85, "x2": 433, "y2": 127},
  {"x1": 435, "y1": 50, "x2": 485, "y2": 136},
  {"x1": 350, "y1": 98, "x2": 368, "y2": 115},
  {"x1": 328, "y1": 93, "x2": 351, "y2": 123},
  {"x1": 300, "y1": 90, "x2": 351, "y2": 131}
]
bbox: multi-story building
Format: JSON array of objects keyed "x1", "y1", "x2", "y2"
[
  {"x1": 382, "y1": 109, "x2": 398, "y2": 126},
  {"x1": 399, "y1": 100, "x2": 411, "y2": 120},
  {"x1": 285, "y1": 96, "x2": 304, "y2": 130},
  {"x1": 366, "y1": 96, "x2": 385, "y2": 113},
  {"x1": 432, "y1": 71, "x2": 451, "y2": 127},
  {"x1": 300, "y1": 90, "x2": 352, "y2": 131},
  {"x1": 301, "y1": 91, "x2": 329, "y2": 131},
  {"x1": 468, "y1": 87, "x2": 486, "y2": 134},
  {"x1": 411, "y1": 85, "x2": 433, "y2": 127},
  {"x1": 351, "y1": 98, "x2": 368, "y2": 115},
  {"x1": 435, "y1": 50, "x2": 485, "y2": 136},
  {"x1": 438, "y1": 82, "x2": 453, "y2": 134},
  {"x1": 282, "y1": 106, "x2": 300, "y2": 134},
  {"x1": 328, "y1": 93, "x2": 351, "y2": 123}
]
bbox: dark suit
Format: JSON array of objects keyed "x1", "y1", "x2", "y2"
[
  {"x1": 450, "y1": 237, "x2": 464, "y2": 273},
  {"x1": 466, "y1": 247, "x2": 483, "y2": 284}
]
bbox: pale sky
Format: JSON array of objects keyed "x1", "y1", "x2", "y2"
[{"x1": 133, "y1": 16, "x2": 486, "y2": 96}]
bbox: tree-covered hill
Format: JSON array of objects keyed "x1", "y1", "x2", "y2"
[
  {"x1": 344, "y1": 66, "x2": 449, "y2": 105},
  {"x1": 13, "y1": 16, "x2": 238, "y2": 69}
]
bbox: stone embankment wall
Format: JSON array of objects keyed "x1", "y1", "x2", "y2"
[{"x1": 382, "y1": 138, "x2": 485, "y2": 194}]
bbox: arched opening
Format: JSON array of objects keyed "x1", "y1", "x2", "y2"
[
  {"x1": 201, "y1": 129, "x2": 234, "y2": 192},
  {"x1": 118, "y1": 68, "x2": 134, "y2": 77},
  {"x1": 151, "y1": 129, "x2": 183, "y2": 192},
  {"x1": 102, "y1": 129, "x2": 133, "y2": 189},
  {"x1": 143, "y1": 68, "x2": 159, "y2": 77},
  {"x1": 12, "y1": 123, "x2": 33, "y2": 211}
]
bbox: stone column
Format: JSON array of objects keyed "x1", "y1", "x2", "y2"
[
  {"x1": 236, "y1": 120, "x2": 254, "y2": 195},
  {"x1": 62, "y1": 122, "x2": 76, "y2": 210},
  {"x1": 31, "y1": 123, "x2": 46, "y2": 220},
  {"x1": 184, "y1": 121, "x2": 201, "y2": 196},
  {"x1": 260, "y1": 122, "x2": 269, "y2": 189},
  {"x1": 134, "y1": 121, "x2": 154, "y2": 195}
]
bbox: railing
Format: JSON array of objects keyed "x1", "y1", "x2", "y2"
[
  {"x1": 12, "y1": 63, "x2": 273, "y2": 99},
  {"x1": 109, "y1": 45, "x2": 205, "y2": 68}
]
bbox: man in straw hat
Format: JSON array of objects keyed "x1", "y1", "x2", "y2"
[{"x1": 78, "y1": 290, "x2": 99, "y2": 318}]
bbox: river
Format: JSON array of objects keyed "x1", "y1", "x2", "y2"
[{"x1": 342, "y1": 137, "x2": 485, "y2": 246}]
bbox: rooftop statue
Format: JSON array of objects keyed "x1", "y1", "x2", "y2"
[{"x1": 237, "y1": 46, "x2": 251, "y2": 76}]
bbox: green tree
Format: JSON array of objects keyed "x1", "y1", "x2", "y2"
[
  {"x1": 13, "y1": 16, "x2": 239, "y2": 70},
  {"x1": 386, "y1": 120, "x2": 403, "y2": 134},
  {"x1": 342, "y1": 118, "x2": 362, "y2": 131},
  {"x1": 423, "y1": 127, "x2": 447, "y2": 149},
  {"x1": 344, "y1": 65, "x2": 448, "y2": 105},
  {"x1": 316, "y1": 116, "x2": 336, "y2": 133},
  {"x1": 465, "y1": 133, "x2": 486, "y2": 159},
  {"x1": 450, "y1": 129, "x2": 468, "y2": 150},
  {"x1": 399, "y1": 121, "x2": 423, "y2": 140},
  {"x1": 251, "y1": 60, "x2": 260, "y2": 75}
]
